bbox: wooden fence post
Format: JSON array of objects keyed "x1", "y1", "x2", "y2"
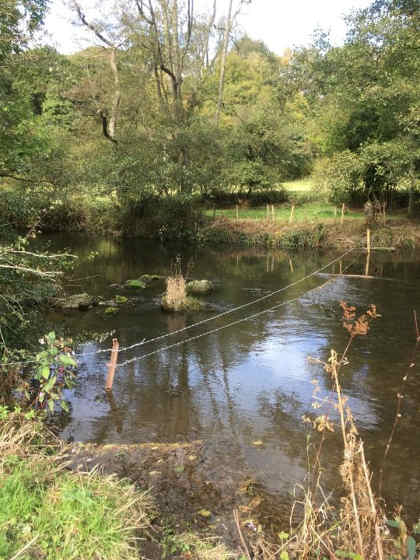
[
  {"x1": 340, "y1": 203, "x2": 345, "y2": 225},
  {"x1": 105, "y1": 338, "x2": 119, "y2": 391},
  {"x1": 236, "y1": 204, "x2": 239, "y2": 221},
  {"x1": 289, "y1": 205, "x2": 295, "y2": 224},
  {"x1": 365, "y1": 228, "x2": 371, "y2": 276}
]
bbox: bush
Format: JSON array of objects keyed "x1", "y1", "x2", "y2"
[
  {"x1": 247, "y1": 187, "x2": 288, "y2": 206},
  {"x1": 121, "y1": 194, "x2": 204, "y2": 243},
  {"x1": 312, "y1": 152, "x2": 364, "y2": 205}
]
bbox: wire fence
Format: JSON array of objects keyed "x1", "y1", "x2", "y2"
[{"x1": 2, "y1": 248, "x2": 355, "y2": 369}]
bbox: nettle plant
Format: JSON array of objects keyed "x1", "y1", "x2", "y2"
[{"x1": 21, "y1": 332, "x2": 77, "y2": 413}]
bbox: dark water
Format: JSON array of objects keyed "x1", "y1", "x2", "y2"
[{"x1": 41, "y1": 235, "x2": 420, "y2": 517}]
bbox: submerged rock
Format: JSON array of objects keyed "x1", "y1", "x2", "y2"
[
  {"x1": 51, "y1": 293, "x2": 98, "y2": 311},
  {"x1": 161, "y1": 295, "x2": 205, "y2": 312},
  {"x1": 186, "y1": 279, "x2": 214, "y2": 295},
  {"x1": 104, "y1": 306, "x2": 119, "y2": 315}
]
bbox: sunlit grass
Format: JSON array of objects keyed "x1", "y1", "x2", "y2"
[
  {"x1": 0, "y1": 412, "x2": 151, "y2": 560},
  {"x1": 205, "y1": 202, "x2": 366, "y2": 222},
  {"x1": 282, "y1": 177, "x2": 315, "y2": 192}
]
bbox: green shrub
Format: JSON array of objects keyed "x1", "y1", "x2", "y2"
[
  {"x1": 121, "y1": 194, "x2": 203, "y2": 243},
  {"x1": 312, "y1": 152, "x2": 364, "y2": 205}
]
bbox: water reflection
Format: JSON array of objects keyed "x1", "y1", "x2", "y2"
[{"x1": 40, "y1": 235, "x2": 420, "y2": 517}]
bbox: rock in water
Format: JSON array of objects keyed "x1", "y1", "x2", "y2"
[
  {"x1": 186, "y1": 280, "x2": 214, "y2": 295},
  {"x1": 51, "y1": 293, "x2": 98, "y2": 311},
  {"x1": 124, "y1": 279, "x2": 146, "y2": 289}
]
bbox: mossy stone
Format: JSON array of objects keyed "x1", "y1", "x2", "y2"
[
  {"x1": 125, "y1": 279, "x2": 146, "y2": 289},
  {"x1": 186, "y1": 279, "x2": 214, "y2": 295},
  {"x1": 104, "y1": 306, "x2": 119, "y2": 315}
]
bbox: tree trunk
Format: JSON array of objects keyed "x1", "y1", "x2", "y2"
[
  {"x1": 215, "y1": 0, "x2": 233, "y2": 127},
  {"x1": 108, "y1": 48, "x2": 120, "y2": 141}
]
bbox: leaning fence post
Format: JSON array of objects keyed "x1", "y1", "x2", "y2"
[{"x1": 105, "y1": 338, "x2": 119, "y2": 391}]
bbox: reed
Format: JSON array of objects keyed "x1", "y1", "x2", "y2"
[{"x1": 244, "y1": 303, "x2": 418, "y2": 560}]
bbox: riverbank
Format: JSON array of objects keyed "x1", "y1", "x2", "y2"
[
  {"x1": 200, "y1": 215, "x2": 420, "y2": 250},
  {"x1": 0, "y1": 411, "x2": 277, "y2": 559}
]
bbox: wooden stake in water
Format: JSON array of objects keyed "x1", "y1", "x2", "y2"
[
  {"x1": 289, "y1": 205, "x2": 295, "y2": 223},
  {"x1": 365, "y1": 228, "x2": 371, "y2": 276},
  {"x1": 340, "y1": 203, "x2": 345, "y2": 225},
  {"x1": 105, "y1": 338, "x2": 120, "y2": 391}
]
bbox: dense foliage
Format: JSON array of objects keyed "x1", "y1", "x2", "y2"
[{"x1": 0, "y1": 0, "x2": 418, "y2": 230}]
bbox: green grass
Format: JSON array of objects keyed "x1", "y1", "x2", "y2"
[
  {"x1": 0, "y1": 413, "x2": 151, "y2": 560},
  {"x1": 206, "y1": 202, "x2": 365, "y2": 222}
]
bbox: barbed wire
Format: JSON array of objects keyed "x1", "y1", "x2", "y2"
[
  {"x1": 115, "y1": 261, "x2": 355, "y2": 369},
  {"x1": 77, "y1": 248, "x2": 355, "y2": 359},
  {"x1": 2, "y1": 248, "x2": 355, "y2": 368}
]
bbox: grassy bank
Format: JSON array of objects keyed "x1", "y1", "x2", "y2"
[
  {"x1": 200, "y1": 215, "x2": 420, "y2": 250},
  {"x1": 1, "y1": 179, "x2": 419, "y2": 248},
  {"x1": 0, "y1": 410, "x2": 152, "y2": 560}
]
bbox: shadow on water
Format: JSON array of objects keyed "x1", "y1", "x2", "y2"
[{"x1": 39, "y1": 234, "x2": 420, "y2": 519}]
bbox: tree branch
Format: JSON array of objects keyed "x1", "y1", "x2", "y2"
[
  {"x1": 0, "y1": 264, "x2": 62, "y2": 278},
  {"x1": 73, "y1": 1, "x2": 114, "y2": 47}
]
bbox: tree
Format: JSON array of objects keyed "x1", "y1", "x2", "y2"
[{"x1": 292, "y1": 0, "x2": 419, "y2": 205}]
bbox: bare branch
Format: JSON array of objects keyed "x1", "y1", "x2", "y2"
[
  {"x1": 72, "y1": 1, "x2": 114, "y2": 47},
  {"x1": 0, "y1": 264, "x2": 62, "y2": 278}
]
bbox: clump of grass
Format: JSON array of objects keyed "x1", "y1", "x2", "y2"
[
  {"x1": 165, "y1": 274, "x2": 187, "y2": 310},
  {"x1": 0, "y1": 410, "x2": 152, "y2": 560},
  {"x1": 162, "y1": 263, "x2": 204, "y2": 311}
]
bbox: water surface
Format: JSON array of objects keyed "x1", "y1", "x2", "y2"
[{"x1": 41, "y1": 236, "x2": 420, "y2": 517}]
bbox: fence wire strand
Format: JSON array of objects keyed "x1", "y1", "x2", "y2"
[{"x1": 77, "y1": 248, "x2": 355, "y2": 359}]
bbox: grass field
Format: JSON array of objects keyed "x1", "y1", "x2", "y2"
[{"x1": 206, "y1": 202, "x2": 366, "y2": 222}]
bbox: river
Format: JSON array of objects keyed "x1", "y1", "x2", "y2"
[{"x1": 40, "y1": 235, "x2": 420, "y2": 519}]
